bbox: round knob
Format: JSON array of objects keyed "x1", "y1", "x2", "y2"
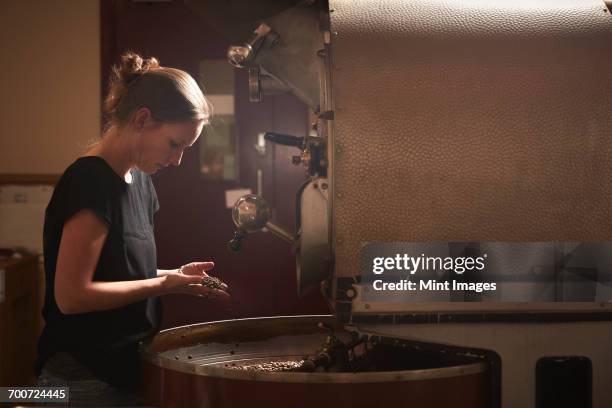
[
  {"x1": 227, "y1": 45, "x2": 252, "y2": 68},
  {"x1": 232, "y1": 194, "x2": 271, "y2": 232}
]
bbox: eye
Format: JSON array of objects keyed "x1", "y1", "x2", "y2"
[{"x1": 169, "y1": 140, "x2": 180, "y2": 149}]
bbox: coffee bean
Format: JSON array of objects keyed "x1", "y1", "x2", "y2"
[
  {"x1": 202, "y1": 276, "x2": 227, "y2": 291},
  {"x1": 227, "y1": 360, "x2": 306, "y2": 372}
]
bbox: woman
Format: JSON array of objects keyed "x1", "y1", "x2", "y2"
[{"x1": 36, "y1": 52, "x2": 228, "y2": 405}]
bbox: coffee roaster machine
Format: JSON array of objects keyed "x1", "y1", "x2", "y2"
[{"x1": 142, "y1": 1, "x2": 612, "y2": 407}]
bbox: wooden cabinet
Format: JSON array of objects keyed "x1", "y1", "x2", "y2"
[{"x1": 0, "y1": 255, "x2": 40, "y2": 386}]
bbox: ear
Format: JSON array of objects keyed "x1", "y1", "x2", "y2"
[{"x1": 132, "y1": 107, "x2": 152, "y2": 130}]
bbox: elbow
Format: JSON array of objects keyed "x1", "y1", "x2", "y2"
[{"x1": 55, "y1": 286, "x2": 84, "y2": 315}]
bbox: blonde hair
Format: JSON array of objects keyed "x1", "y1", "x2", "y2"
[{"x1": 103, "y1": 51, "x2": 211, "y2": 129}]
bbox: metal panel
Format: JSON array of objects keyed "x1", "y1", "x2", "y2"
[{"x1": 329, "y1": 0, "x2": 612, "y2": 282}]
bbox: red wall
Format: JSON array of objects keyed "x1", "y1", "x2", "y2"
[{"x1": 101, "y1": 0, "x2": 329, "y2": 328}]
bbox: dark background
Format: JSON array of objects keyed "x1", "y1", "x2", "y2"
[{"x1": 101, "y1": 0, "x2": 328, "y2": 329}]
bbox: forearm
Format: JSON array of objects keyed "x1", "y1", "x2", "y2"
[
  {"x1": 58, "y1": 277, "x2": 168, "y2": 314},
  {"x1": 157, "y1": 268, "x2": 179, "y2": 277}
]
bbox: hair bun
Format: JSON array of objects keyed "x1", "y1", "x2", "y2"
[
  {"x1": 103, "y1": 51, "x2": 209, "y2": 132},
  {"x1": 116, "y1": 51, "x2": 160, "y2": 85}
]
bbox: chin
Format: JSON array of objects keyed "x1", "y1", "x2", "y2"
[{"x1": 136, "y1": 164, "x2": 157, "y2": 175}]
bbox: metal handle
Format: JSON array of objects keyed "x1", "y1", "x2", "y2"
[
  {"x1": 264, "y1": 132, "x2": 304, "y2": 148},
  {"x1": 227, "y1": 23, "x2": 275, "y2": 68}
]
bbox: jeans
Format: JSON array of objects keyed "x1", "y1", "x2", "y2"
[{"x1": 37, "y1": 352, "x2": 148, "y2": 407}]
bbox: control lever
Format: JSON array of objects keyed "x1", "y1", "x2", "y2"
[
  {"x1": 227, "y1": 23, "x2": 279, "y2": 68},
  {"x1": 228, "y1": 194, "x2": 295, "y2": 252},
  {"x1": 264, "y1": 132, "x2": 305, "y2": 148},
  {"x1": 264, "y1": 131, "x2": 326, "y2": 176}
]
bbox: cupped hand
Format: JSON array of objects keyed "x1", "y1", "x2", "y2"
[
  {"x1": 162, "y1": 272, "x2": 230, "y2": 300},
  {"x1": 163, "y1": 261, "x2": 230, "y2": 299},
  {"x1": 179, "y1": 262, "x2": 229, "y2": 292}
]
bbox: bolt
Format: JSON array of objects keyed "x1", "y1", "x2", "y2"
[{"x1": 321, "y1": 183, "x2": 328, "y2": 190}]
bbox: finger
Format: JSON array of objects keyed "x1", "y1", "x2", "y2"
[
  {"x1": 193, "y1": 261, "x2": 215, "y2": 271},
  {"x1": 208, "y1": 288, "x2": 231, "y2": 300},
  {"x1": 195, "y1": 286, "x2": 230, "y2": 300},
  {"x1": 180, "y1": 262, "x2": 214, "y2": 276}
]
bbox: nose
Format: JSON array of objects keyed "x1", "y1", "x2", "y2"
[{"x1": 170, "y1": 149, "x2": 184, "y2": 167}]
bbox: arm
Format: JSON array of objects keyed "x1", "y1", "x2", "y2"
[
  {"x1": 157, "y1": 269, "x2": 179, "y2": 277},
  {"x1": 54, "y1": 209, "x2": 209, "y2": 314}
]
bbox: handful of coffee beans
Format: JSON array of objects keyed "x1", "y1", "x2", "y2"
[{"x1": 202, "y1": 275, "x2": 228, "y2": 292}]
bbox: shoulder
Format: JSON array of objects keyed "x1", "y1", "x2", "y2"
[
  {"x1": 48, "y1": 157, "x2": 124, "y2": 224},
  {"x1": 57, "y1": 157, "x2": 125, "y2": 194},
  {"x1": 64, "y1": 156, "x2": 117, "y2": 181}
]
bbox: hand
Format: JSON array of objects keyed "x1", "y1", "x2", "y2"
[{"x1": 163, "y1": 261, "x2": 230, "y2": 300}]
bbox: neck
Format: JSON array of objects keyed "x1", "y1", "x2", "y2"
[{"x1": 88, "y1": 126, "x2": 136, "y2": 180}]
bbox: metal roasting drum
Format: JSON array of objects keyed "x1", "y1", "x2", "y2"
[
  {"x1": 144, "y1": 1, "x2": 612, "y2": 407},
  {"x1": 142, "y1": 316, "x2": 488, "y2": 407}
]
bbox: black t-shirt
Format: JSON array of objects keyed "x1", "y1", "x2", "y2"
[{"x1": 36, "y1": 156, "x2": 161, "y2": 389}]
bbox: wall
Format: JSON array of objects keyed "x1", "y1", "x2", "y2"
[
  {"x1": 104, "y1": 0, "x2": 329, "y2": 327},
  {"x1": 0, "y1": 0, "x2": 100, "y2": 175},
  {"x1": 0, "y1": 0, "x2": 327, "y2": 331}
]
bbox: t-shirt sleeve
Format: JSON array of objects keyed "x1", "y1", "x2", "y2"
[{"x1": 63, "y1": 164, "x2": 113, "y2": 226}]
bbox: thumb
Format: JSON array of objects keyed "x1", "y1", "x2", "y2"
[{"x1": 183, "y1": 274, "x2": 204, "y2": 284}]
